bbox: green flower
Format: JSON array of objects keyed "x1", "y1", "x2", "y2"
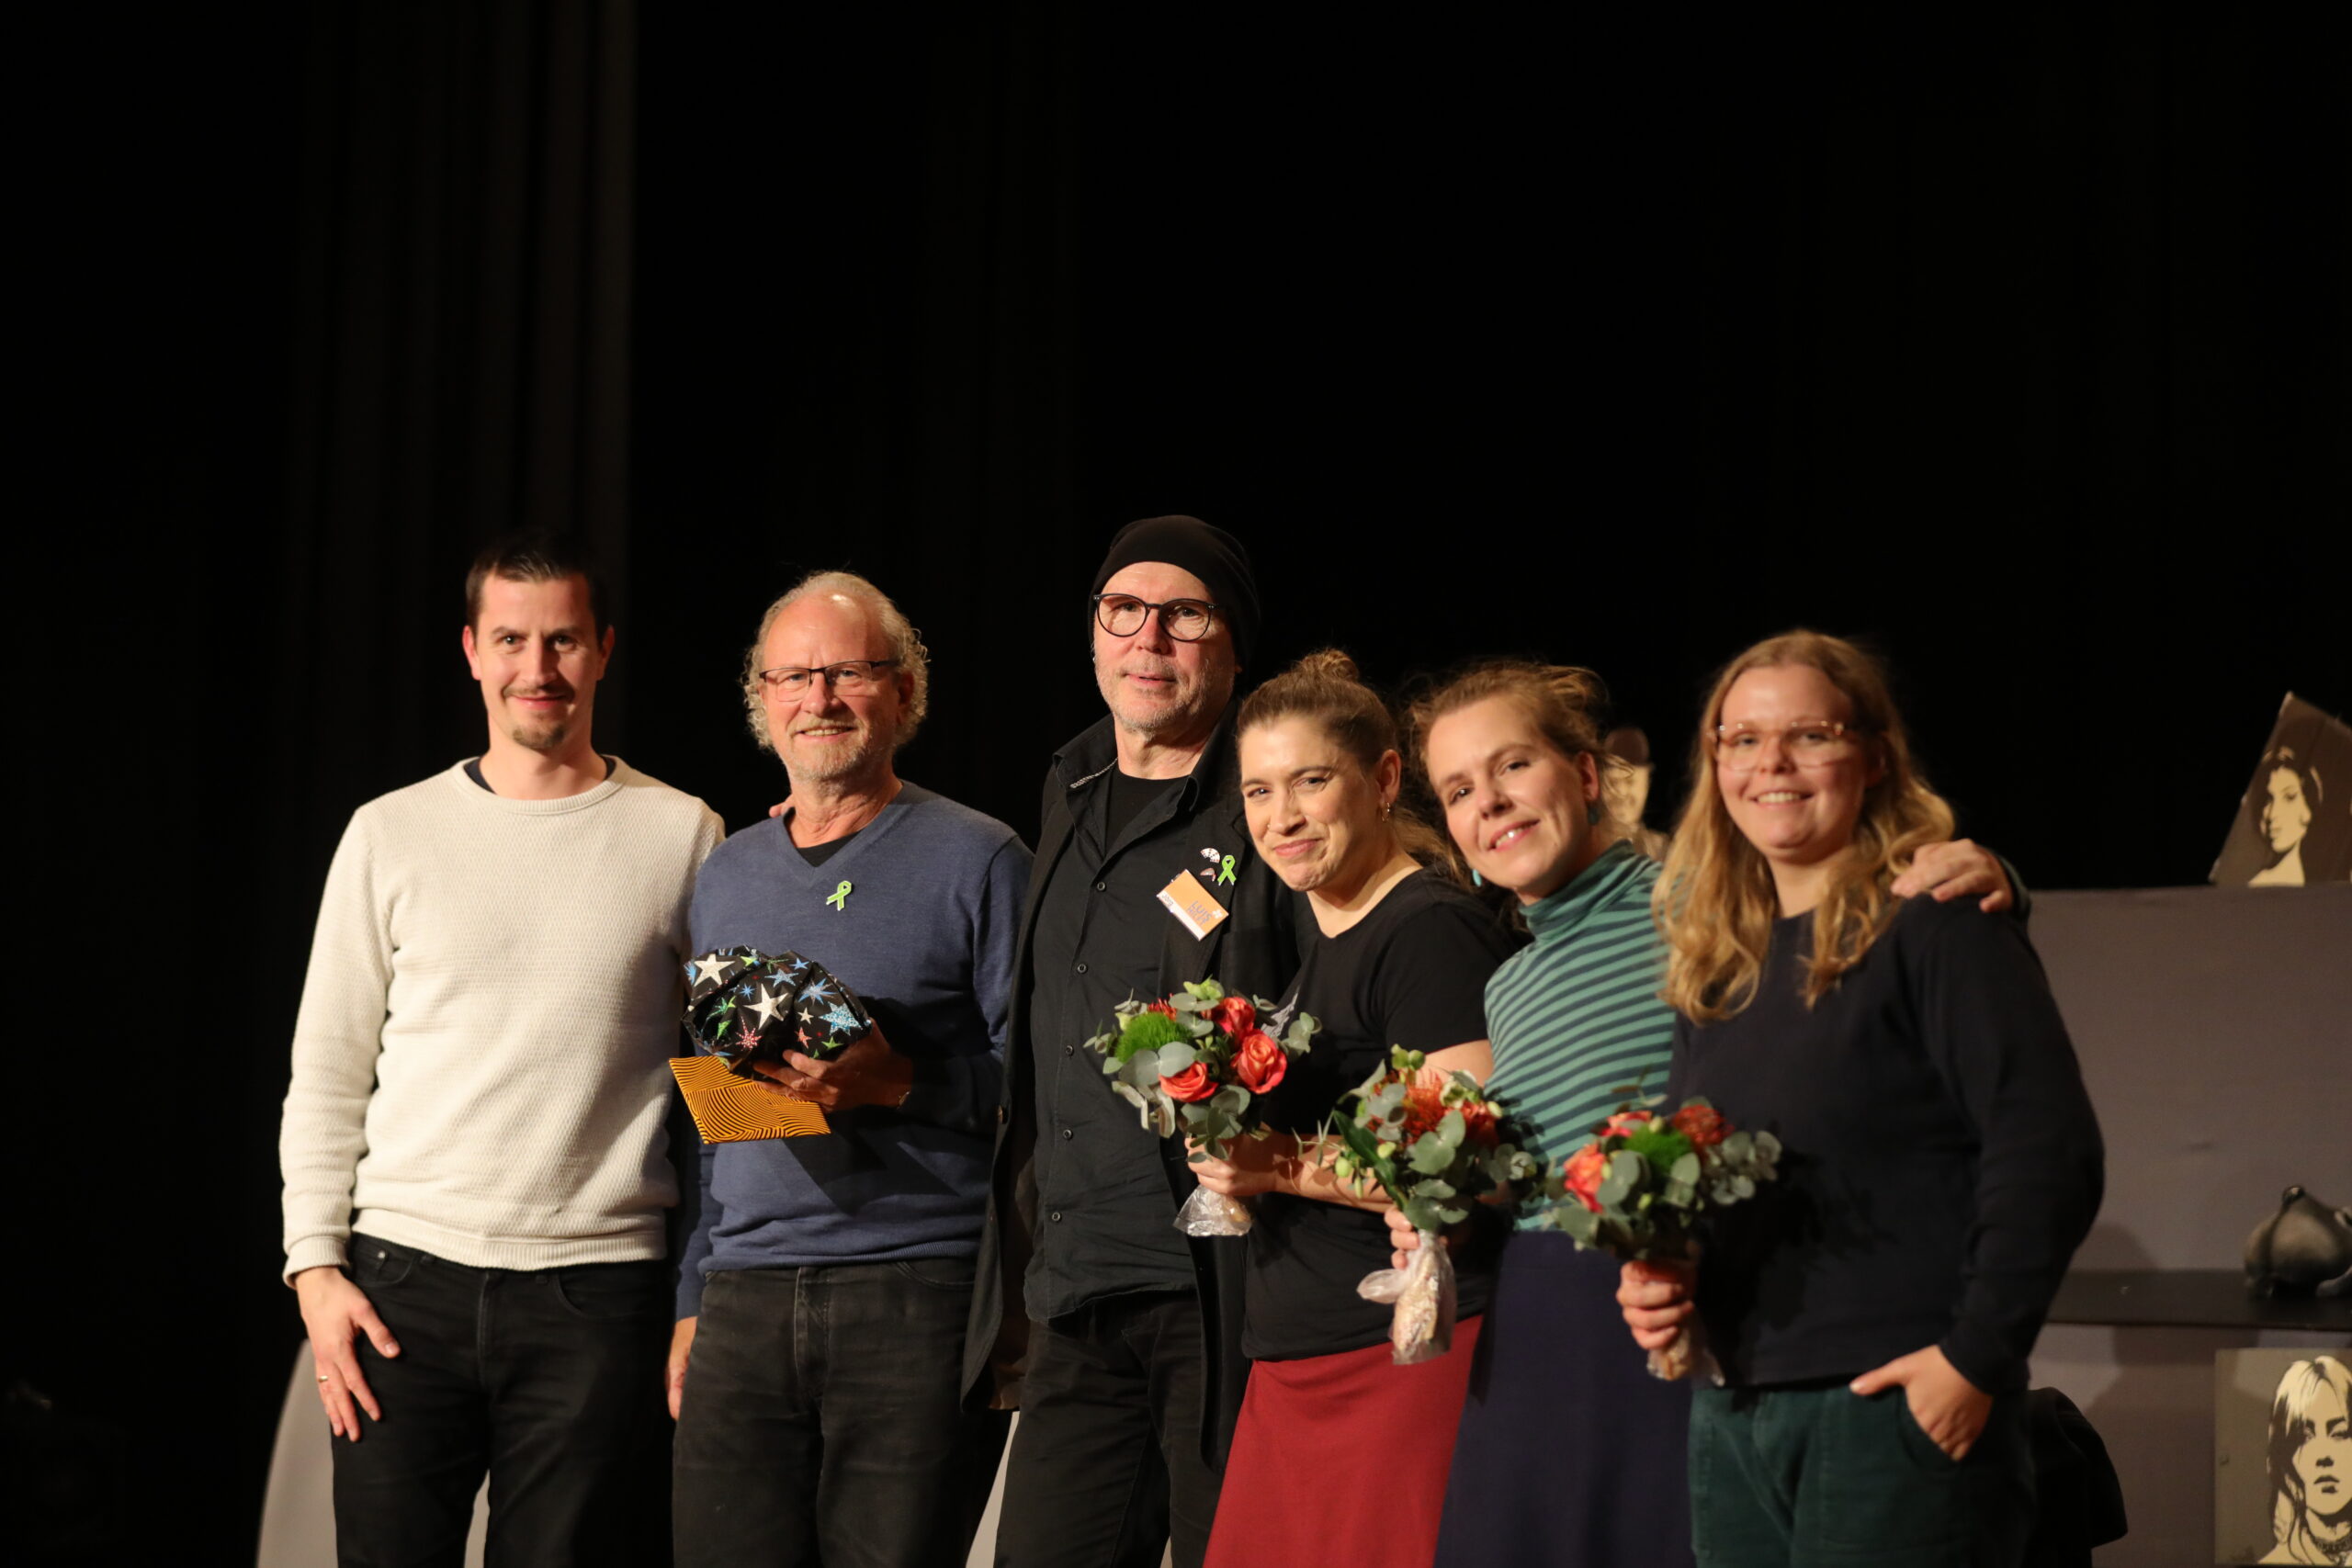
[{"x1": 1113, "y1": 1009, "x2": 1188, "y2": 1064}]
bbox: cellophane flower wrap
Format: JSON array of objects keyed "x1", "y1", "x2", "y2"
[
  {"x1": 1083, "y1": 979, "x2": 1317, "y2": 1236},
  {"x1": 1540, "y1": 1094, "x2": 1781, "y2": 1382},
  {"x1": 1329, "y1": 1047, "x2": 1537, "y2": 1365}
]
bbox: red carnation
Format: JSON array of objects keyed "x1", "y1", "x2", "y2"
[
  {"x1": 1145, "y1": 1001, "x2": 1180, "y2": 1021},
  {"x1": 1208, "y1": 996, "x2": 1257, "y2": 1040},
  {"x1": 1159, "y1": 1062, "x2": 1216, "y2": 1102},
  {"x1": 1562, "y1": 1145, "x2": 1609, "y2": 1213},
  {"x1": 1669, "y1": 1104, "x2": 1730, "y2": 1148},
  {"x1": 1232, "y1": 1029, "x2": 1287, "y2": 1095}
]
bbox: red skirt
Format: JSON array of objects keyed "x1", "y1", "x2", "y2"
[{"x1": 1204, "y1": 1315, "x2": 1483, "y2": 1568}]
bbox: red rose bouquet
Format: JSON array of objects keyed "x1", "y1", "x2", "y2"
[
  {"x1": 1329, "y1": 1047, "x2": 1537, "y2": 1364},
  {"x1": 1542, "y1": 1094, "x2": 1781, "y2": 1381},
  {"x1": 1085, "y1": 979, "x2": 1317, "y2": 1236}
]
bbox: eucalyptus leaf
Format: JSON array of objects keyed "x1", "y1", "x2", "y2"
[
  {"x1": 1408, "y1": 1136, "x2": 1458, "y2": 1176},
  {"x1": 1598, "y1": 1149, "x2": 1645, "y2": 1206},
  {"x1": 1154, "y1": 1043, "x2": 1198, "y2": 1077},
  {"x1": 1671, "y1": 1152, "x2": 1701, "y2": 1186}
]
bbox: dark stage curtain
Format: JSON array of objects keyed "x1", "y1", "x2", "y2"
[
  {"x1": 284, "y1": 0, "x2": 640, "y2": 771},
  {"x1": 12, "y1": 6, "x2": 2345, "y2": 1563},
  {"x1": 627, "y1": 2, "x2": 1085, "y2": 838}
]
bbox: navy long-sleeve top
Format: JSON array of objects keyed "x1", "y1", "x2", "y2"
[{"x1": 1669, "y1": 892, "x2": 2103, "y2": 1393}]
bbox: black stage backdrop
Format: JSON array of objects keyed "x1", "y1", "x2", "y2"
[{"x1": 14, "y1": 5, "x2": 2346, "y2": 1561}]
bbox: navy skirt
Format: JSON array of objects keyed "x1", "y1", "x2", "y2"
[{"x1": 1434, "y1": 1231, "x2": 1695, "y2": 1568}]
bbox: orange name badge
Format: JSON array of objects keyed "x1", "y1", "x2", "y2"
[{"x1": 1158, "y1": 870, "x2": 1230, "y2": 941}]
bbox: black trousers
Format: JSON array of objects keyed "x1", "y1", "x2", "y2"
[
  {"x1": 331, "y1": 1233, "x2": 673, "y2": 1568},
  {"x1": 995, "y1": 1292, "x2": 1223, "y2": 1568},
  {"x1": 673, "y1": 1261, "x2": 1009, "y2": 1568}
]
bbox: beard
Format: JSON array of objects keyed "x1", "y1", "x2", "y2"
[
  {"x1": 500, "y1": 686, "x2": 578, "y2": 752},
  {"x1": 784, "y1": 718, "x2": 893, "y2": 784}
]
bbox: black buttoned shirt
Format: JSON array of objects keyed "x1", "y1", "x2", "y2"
[{"x1": 1024, "y1": 757, "x2": 1230, "y2": 1316}]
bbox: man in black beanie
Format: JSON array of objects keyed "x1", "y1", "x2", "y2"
[{"x1": 966, "y1": 516, "x2": 1301, "y2": 1568}]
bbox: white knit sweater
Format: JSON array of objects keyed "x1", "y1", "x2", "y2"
[{"x1": 279, "y1": 759, "x2": 724, "y2": 1279}]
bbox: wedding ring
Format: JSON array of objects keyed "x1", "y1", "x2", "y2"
[{"x1": 317, "y1": 1374, "x2": 331, "y2": 1382}]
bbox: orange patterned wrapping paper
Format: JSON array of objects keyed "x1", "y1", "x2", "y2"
[{"x1": 669, "y1": 1055, "x2": 831, "y2": 1143}]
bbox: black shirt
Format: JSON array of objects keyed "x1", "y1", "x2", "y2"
[
  {"x1": 1240, "y1": 870, "x2": 1519, "y2": 1361},
  {"x1": 1669, "y1": 894, "x2": 2104, "y2": 1393},
  {"x1": 1026, "y1": 759, "x2": 1246, "y2": 1316},
  {"x1": 791, "y1": 827, "x2": 858, "y2": 868}
]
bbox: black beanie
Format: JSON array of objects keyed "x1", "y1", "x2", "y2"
[{"x1": 1088, "y1": 514, "x2": 1261, "y2": 668}]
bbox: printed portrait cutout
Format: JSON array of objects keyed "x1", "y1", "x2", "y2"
[
  {"x1": 2215, "y1": 1348, "x2": 2352, "y2": 1564},
  {"x1": 2211, "y1": 694, "x2": 2352, "y2": 886}
]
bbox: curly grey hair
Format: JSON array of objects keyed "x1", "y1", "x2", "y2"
[{"x1": 741, "y1": 570, "x2": 932, "y2": 752}]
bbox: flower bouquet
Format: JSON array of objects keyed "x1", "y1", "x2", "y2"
[
  {"x1": 1329, "y1": 1048, "x2": 1537, "y2": 1364},
  {"x1": 1085, "y1": 979, "x2": 1317, "y2": 1236},
  {"x1": 1540, "y1": 1095, "x2": 1781, "y2": 1381}
]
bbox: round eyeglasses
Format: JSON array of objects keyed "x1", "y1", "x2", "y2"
[
  {"x1": 1714, "y1": 719, "x2": 1865, "y2": 773},
  {"x1": 1091, "y1": 593, "x2": 1218, "y2": 643},
  {"x1": 754, "y1": 659, "x2": 899, "y2": 697}
]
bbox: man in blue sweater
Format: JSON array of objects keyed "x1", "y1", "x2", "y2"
[{"x1": 669, "y1": 571, "x2": 1031, "y2": 1567}]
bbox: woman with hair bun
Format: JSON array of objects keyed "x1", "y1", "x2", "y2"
[
  {"x1": 1187, "y1": 649, "x2": 1519, "y2": 1568},
  {"x1": 1621, "y1": 630, "x2": 2105, "y2": 1568}
]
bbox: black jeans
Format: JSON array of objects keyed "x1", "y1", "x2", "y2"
[
  {"x1": 331, "y1": 1233, "x2": 673, "y2": 1568},
  {"x1": 673, "y1": 1260, "x2": 1010, "y2": 1568},
  {"x1": 995, "y1": 1292, "x2": 1221, "y2": 1568}
]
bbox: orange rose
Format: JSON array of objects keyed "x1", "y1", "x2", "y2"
[
  {"x1": 1669, "y1": 1103, "x2": 1729, "y2": 1147},
  {"x1": 1562, "y1": 1145, "x2": 1609, "y2": 1213},
  {"x1": 1159, "y1": 1062, "x2": 1216, "y2": 1102},
  {"x1": 1231, "y1": 1029, "x2": 1286, "y2": 1095},
  {"x1": 1208, "y1": 996, "x2": 1257, "y2": 1039},
  {"x1": 1602, "y1": 1110, "x2": 1657, "y2": 1138},
  {"x1": 1458, "y1": 1100, "x2": 1500, "y2": 1148}
]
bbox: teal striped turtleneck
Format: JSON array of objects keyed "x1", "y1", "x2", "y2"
[{"x1": 1483, "y1": 839, "x2": 1676, "y2": 1228}]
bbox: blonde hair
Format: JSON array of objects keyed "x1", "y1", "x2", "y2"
[
  {"x1": 1657, "y1": 630, "x2": 1954, "y2": 1019},
  {"x1": 741, "y1": 570, "x2": 932, "y2": 752},
  {"x1": 2270, "y1": 1354, "x2": 2352, "y2": 1551},
  {"x1": 1238, "y1": 649, "x2": 1455, "y2": 874},
  {"x1": 1402, "y1": 660, "x2": 1633, "y2": 866}
]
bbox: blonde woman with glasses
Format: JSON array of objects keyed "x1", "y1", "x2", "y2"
[{"x1": 1620, "y1": 630, "x2": 2105, "y2": 1568}]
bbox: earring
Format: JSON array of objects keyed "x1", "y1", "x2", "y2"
[
  {"x1": 1471, "y1": 869, "x2": 1485, "y2": 887},
  {"x1": 1382, "y1": 800, "x2": 1393, "y2": 818}
]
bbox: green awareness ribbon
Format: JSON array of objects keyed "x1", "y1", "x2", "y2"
[
  {"x1": 1217, "y1": 854, "x2": 1237, "y2": 886},
  {"x1": 825, "y1": 879, "x2": 853, "y2": 911}
]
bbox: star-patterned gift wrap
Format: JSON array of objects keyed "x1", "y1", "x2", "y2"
[{"x1": 682, "y1": 946, "x2": 877, "y2": 1079}]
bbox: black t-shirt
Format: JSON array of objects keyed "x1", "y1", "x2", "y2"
[
  {"x1": 792, "y1": 828, "x2": 858, "y2": 868},
  {"x1": 1103, "y1": 768, "x2": 1183, "y2": 842},
  {"x1": 1240, "y1": 869, "x2": 1519, "y2": 1361}
]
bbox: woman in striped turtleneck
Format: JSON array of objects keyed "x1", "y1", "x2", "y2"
[{"x1": 1398, "y1": 660, "x2": 1696, "y2": 1568}]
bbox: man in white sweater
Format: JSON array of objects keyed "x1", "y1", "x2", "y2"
[{"x1": 279, "y1": 537, "x2": 723, "y2": 1568}]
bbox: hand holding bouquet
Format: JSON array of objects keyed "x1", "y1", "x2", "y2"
[
  {"x1": 1085, "y1": 980, "x2": 1317, "y2": 1235},
  {"x1": 1542, "y1": 1095, "x2": 1781, "y2": 1381},
  {"x1": 1329, "y1": 1047, "x2": 1536, "y2": 1364}
]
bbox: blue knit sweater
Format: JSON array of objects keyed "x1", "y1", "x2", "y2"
[{"x1": 675, "y1": 784, "x2": 1030, "y2": 1316}]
